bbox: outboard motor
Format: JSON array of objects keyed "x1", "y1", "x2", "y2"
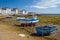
[
  {"x1": 31, "y1": 16, "x2": 38, "y2": 20},
  {"x1": 31, "y1": 16, "x2": 39, "y2": 23}
]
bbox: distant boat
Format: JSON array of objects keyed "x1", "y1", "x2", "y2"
[
  {"x1": 16, "y1": 16, "x2": 39, "y2": 26},
  {"x1": 35, "y1": 25, "x2": 57, "y2": 35},
  {"x1": 16, "y1": 17, "x2": 25, "y2": 21},
  {"x1": 6, "y1": 16, "x2": 13, "y2": 18}
]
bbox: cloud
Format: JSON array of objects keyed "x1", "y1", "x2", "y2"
[
  {"x1": 31, "y1": 0, "x2": 60, "y2": 9},
  {"x1": 31, "y1": 6, "x2": 47, "y2": 9}
]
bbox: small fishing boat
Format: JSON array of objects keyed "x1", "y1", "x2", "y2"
[
  {"x1": 35, "y1": 25, "x2": 57, "y2": 35},
  {"x1": 6, "y1": 16, "x2": 13, "y2": 18},
  {"x1": 16, "y1": 16, "x2": 39, "y2": 26}
]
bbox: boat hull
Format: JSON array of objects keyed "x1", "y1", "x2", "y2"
[
  {"x1": 35, "y1": 26, "x2": 56, "y2": 35},
  {"x1": 20, "y1": 23, "x2": 36, "y2": 26}
]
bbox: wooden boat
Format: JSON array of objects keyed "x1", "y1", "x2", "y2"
[{"x1": 35, "y1": 25, "x2": 57, "y2": 35}]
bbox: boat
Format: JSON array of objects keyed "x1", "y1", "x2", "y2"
[
  {"x1": 16, "y1": 16, "x2": 39, "y2": 26},
  {"x1": 35, "y1": 24, "x2": 57, "y2": 35},
  {"x1": 6, "y1": 16, "x2": 13, "y2": 18}
]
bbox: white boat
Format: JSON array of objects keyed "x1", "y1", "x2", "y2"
[
  {"x1": 16, "y1": 16, "x2": 39, "y2": 26},
  {"x1": 16, "y1": 16, "x2": 39, "y2": 23}
]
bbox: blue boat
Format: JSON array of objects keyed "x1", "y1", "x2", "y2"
[{"x1": 36, "y1": 25, "x2": 57, "y2": 35}]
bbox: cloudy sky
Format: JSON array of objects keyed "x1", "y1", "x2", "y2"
[{"x1": 0, "y1": 0, "x2": 60, "y2": 14}]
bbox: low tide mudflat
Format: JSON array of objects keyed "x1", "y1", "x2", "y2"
[{"x1": 0, "y1": 15, "x2": 60, "y2": 40}]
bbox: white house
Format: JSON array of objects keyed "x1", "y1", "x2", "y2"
[
  {"x1": 12, "y1": 8, "x2": 19, "y2": 14},
  {"x1": 28, "y1": 12, "x2": 37, "y2": 15},
  {"x1": 0, "y1": 8, "x2": 11, "y2": 15},
  {"x1": 0, "y1": 8, "x2": 2, "y2": 14},
  {"x1": 0, "y1": 7, "x2": 29, "y2": 15},
  {"x1": 6, "y1": 8, "x2": 11, "y2": 14},
  {"x1": 20, "y1": 10, "x2": 28, "y2": 15}
]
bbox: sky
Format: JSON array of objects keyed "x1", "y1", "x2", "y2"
[{"x1": 0, "y1": 0, "x2": 60, "y2": 14}]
